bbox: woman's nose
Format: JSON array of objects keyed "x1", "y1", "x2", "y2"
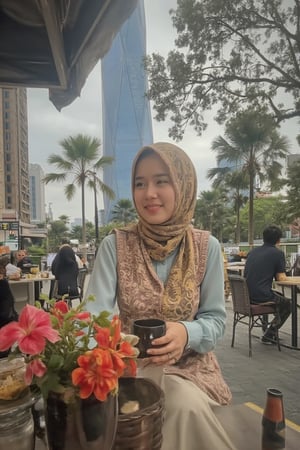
[{"x1": 145, "y1": 183, "x2": 157, "y2": 198}]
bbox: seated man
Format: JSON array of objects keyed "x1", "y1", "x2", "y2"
[{"x1": 244, "y1": 225, "x2": 291, "y2": 344}]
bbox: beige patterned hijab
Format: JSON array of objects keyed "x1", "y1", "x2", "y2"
[{"x1": 129, "y1": 142, "x2": 197, "y2": 260}]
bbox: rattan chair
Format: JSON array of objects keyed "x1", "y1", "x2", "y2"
[{"x1": 228, "y1": 274, "x2": 281, "y2": 357}]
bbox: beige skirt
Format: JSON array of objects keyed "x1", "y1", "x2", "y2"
[{"x1": 137, "y1": 364, "x2": 237, "y2": 450}]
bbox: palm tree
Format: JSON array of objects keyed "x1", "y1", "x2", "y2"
[
  {"x1": 207, "y1": 169, "x2": 248, "y2": 244},
  {"x1": 285, "y1": 160, "x2": 300, "y2": 222},
  {"x1": 44, "y1": 134, "x2": 115, "y2": 256},
  {"x1": 111, "y1": 199, "x2": 137, "y2": 225},
  {"x1": 208, "y1": 109, "x2": 290, "y2": 246},
  {"x1": 194, "y1": 189, "x2": 230, "y2": 241}
]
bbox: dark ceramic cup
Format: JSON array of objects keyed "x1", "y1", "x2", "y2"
[{"x1": 133, "y1": 319, "x2": 166, "y2": 358}]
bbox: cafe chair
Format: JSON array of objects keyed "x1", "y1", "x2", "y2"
[
  {"x1": 77, "y1": 268, "x2": 88, "y2": 302},
  {"x1": 228, "y1": 275, "x2": 281, "y2": 357}
]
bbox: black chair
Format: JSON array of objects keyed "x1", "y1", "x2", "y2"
[{"x1": 228, "y1": 274, "x2": 281, "y2": 357}]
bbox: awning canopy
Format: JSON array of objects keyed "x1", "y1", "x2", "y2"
[{"x1": 0, "y1": 0, "x2": 138, "y2": 110}]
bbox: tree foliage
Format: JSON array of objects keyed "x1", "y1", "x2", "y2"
[
  {"x1": 207, "y1": 109, "x2": 289, "y2": 245},
  {"x1": 111, "y1": 199, "x2": 137, "y2": 225},
  {"x1": 207, "y1": 169, "x2": 249, "y2": 244},
  {"x1": 69, "y1": 222, "x2": 95, "y2": 243},
  {"x1": 47, "y1": 219, "x2": 69, "y2": 252},
  {"x1": 145, "y1": 0, "x2": 300, "y2": 139},
  {"x1": 239, "y1": 196, "x2": 289, "y2": 241},
  {"x1": 194, "y1": 188, "x2": 232, "y2": 241},
  {"x1": 285, "y1": 160, "x2": 300, "y2": 221}
]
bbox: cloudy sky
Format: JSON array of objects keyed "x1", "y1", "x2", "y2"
[{"x1": 27, "y1": 0, "x2": 299, "y2": 223}]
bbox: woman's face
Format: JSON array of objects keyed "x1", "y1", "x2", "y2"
[{"x1": 133, "y1": 153, "x2": 176, "y2": 224}]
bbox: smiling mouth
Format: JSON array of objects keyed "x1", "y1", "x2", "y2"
[{"x1": 145, "y1": 204, "x2": 161, "y2": 212}]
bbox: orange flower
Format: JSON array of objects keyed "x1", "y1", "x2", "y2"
[
  {"x1": 72, "y1": 348, "x2": 123, "y2": 401},
  {"x1": 110, "y1": 315, "x2": 121, "y2": 348},
  {"x1": 94, "y1": 326, "x2": 110, "y2": 348},
  {"x1": 0, "y1": 304, "x2": 60, "y2": 354},
  {"x1": 94, "y1": 314, "x2": 122, "y2": 350}
]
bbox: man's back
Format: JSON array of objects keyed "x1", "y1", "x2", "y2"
[{"x1": 244, "y1": 244, "x2": 286, "y2": 302}]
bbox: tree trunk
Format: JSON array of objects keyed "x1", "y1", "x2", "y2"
[
  {"x1": 81, "y1": 182, "x2": 87, "y2": 260},
  {"x1": 94, "y1": 179, "x2": 99, "y2": 244},
  {"x1": 248, "y1": 149, "x2": 255, "y2": 249}
]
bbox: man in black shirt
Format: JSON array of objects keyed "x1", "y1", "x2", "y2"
[{"x1": 244, "y1": 225, "x2": 291, "y2": 344}]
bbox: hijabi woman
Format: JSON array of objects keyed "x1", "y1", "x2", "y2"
[{"x1": 85, "y1": 142, "x2": 235, "y2": 450}]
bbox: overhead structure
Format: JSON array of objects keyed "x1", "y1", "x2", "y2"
[{"x1": 0, "y1": 0, "x2": 138, "y2": 110}]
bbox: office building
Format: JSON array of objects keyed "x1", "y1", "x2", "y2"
[
  {"x1": 29, "y1": 163, "x2": 46, "y2": 223},
  {"x1": 0, "y1": 87, "x2": 30, "y2": 223},
  {"x1": 101, "y1": 0, "x2": 153, "y2": 222}
]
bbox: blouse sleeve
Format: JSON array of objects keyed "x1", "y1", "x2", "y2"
[
  {"x1": 84, "y1": 234, "x2": 118, "y2": 316},
  {"x1": 181, "y1": 235, "x2": 226, "y2": 354}
]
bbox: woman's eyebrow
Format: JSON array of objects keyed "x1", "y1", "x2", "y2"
[{"x1": 135, "y1": 173, "x2": 169, "y2": 179}]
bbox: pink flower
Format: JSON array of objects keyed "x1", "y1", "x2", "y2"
[
  {"x1": 53, "y1": 300, "x2": 69, "y2": 314},
  {"x1": 25, "y1": 359, "x2": 47, "y2": 384},
  {"x1": 74, "y1": 311, "x2": 91, "y2": 321},
  {"x1": 0, "y1": 304, "x2": 60, "y2": 354}
]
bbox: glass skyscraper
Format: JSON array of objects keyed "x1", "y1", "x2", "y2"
[{"x1": 101, "y1": 0, "x2": 153, "y2": 222}]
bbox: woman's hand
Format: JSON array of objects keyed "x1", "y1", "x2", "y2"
[{"x1": 146, "y1": 321, "x2": 188, "y2": 365}]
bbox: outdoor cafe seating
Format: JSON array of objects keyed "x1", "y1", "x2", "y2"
[{"x1": 228, "y1": 274, "x2": 281, "y2": 356}]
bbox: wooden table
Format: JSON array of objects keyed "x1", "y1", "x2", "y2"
[
  {"x1": 275, "y1": 276, "x2": 300, "y2": 349},
  {"x1": 214, "y1": 402, "x2": 300, "y2": 450}
]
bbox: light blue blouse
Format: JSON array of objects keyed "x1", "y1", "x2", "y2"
[{"x1": 85, "y1": 233, "x2": 226, "y2": 354}]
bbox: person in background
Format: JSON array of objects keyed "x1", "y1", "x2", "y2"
[
  {"x1": 290, "y1": 255, "x2": 300, "y2": 276},
  {"x1": 244, "y1": 225, "x2": 291, "y2": 344},
  {"x1": 85, "y1": 142, "x2": 235, "y2": 450},
  {"x1": 15, "y1": 250, "x2": 42, "y2": 301},
  {"x1": 0, "y1": 255, "x2": 21, "y2": 279},
  {"x1": 15, "y1": 249, "x2": 33, "y2": 271},
  {"x1": 79, "y1": 255, "x2": 89, "y2": 270},
  {"x1": 59, "y1": 239, "x2": 84, "y2": 269},
  {"x1": 0, "y1": 255, "x2": 18, "y2": 358},
  {"x1": 51, "y1": 245, "x2": 79, "y2": 298}
]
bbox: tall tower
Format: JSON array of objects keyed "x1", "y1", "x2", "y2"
[
  {"x1": 0, "y1": 87, "x2": 30, "y2": 223},
  {"x1": 101, "y1": 0, "x2": 153, "y2": 222},
  {"x1": 29, "y1": 163, "x2": 46, "y2": 224}
]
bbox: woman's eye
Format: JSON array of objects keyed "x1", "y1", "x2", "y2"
[
  {"x1": 157, "y1": 178, "x2": 169, "y2": 185},
  {"x1": 135, "y1": 181, "x2": 145, "y2": 188}
]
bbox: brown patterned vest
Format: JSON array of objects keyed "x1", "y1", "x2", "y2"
[{"x1": 115, "y1": 228, "x2": 232, "y2": 405}]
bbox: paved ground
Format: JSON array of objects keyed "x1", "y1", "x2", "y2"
[{"x1": 215, "y1": 299, "x2": 300, "y2": 425}]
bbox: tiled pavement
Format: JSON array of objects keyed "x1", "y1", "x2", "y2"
[{"x1": 215, "y1": 299, "x2": 300, "y2": 425}]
